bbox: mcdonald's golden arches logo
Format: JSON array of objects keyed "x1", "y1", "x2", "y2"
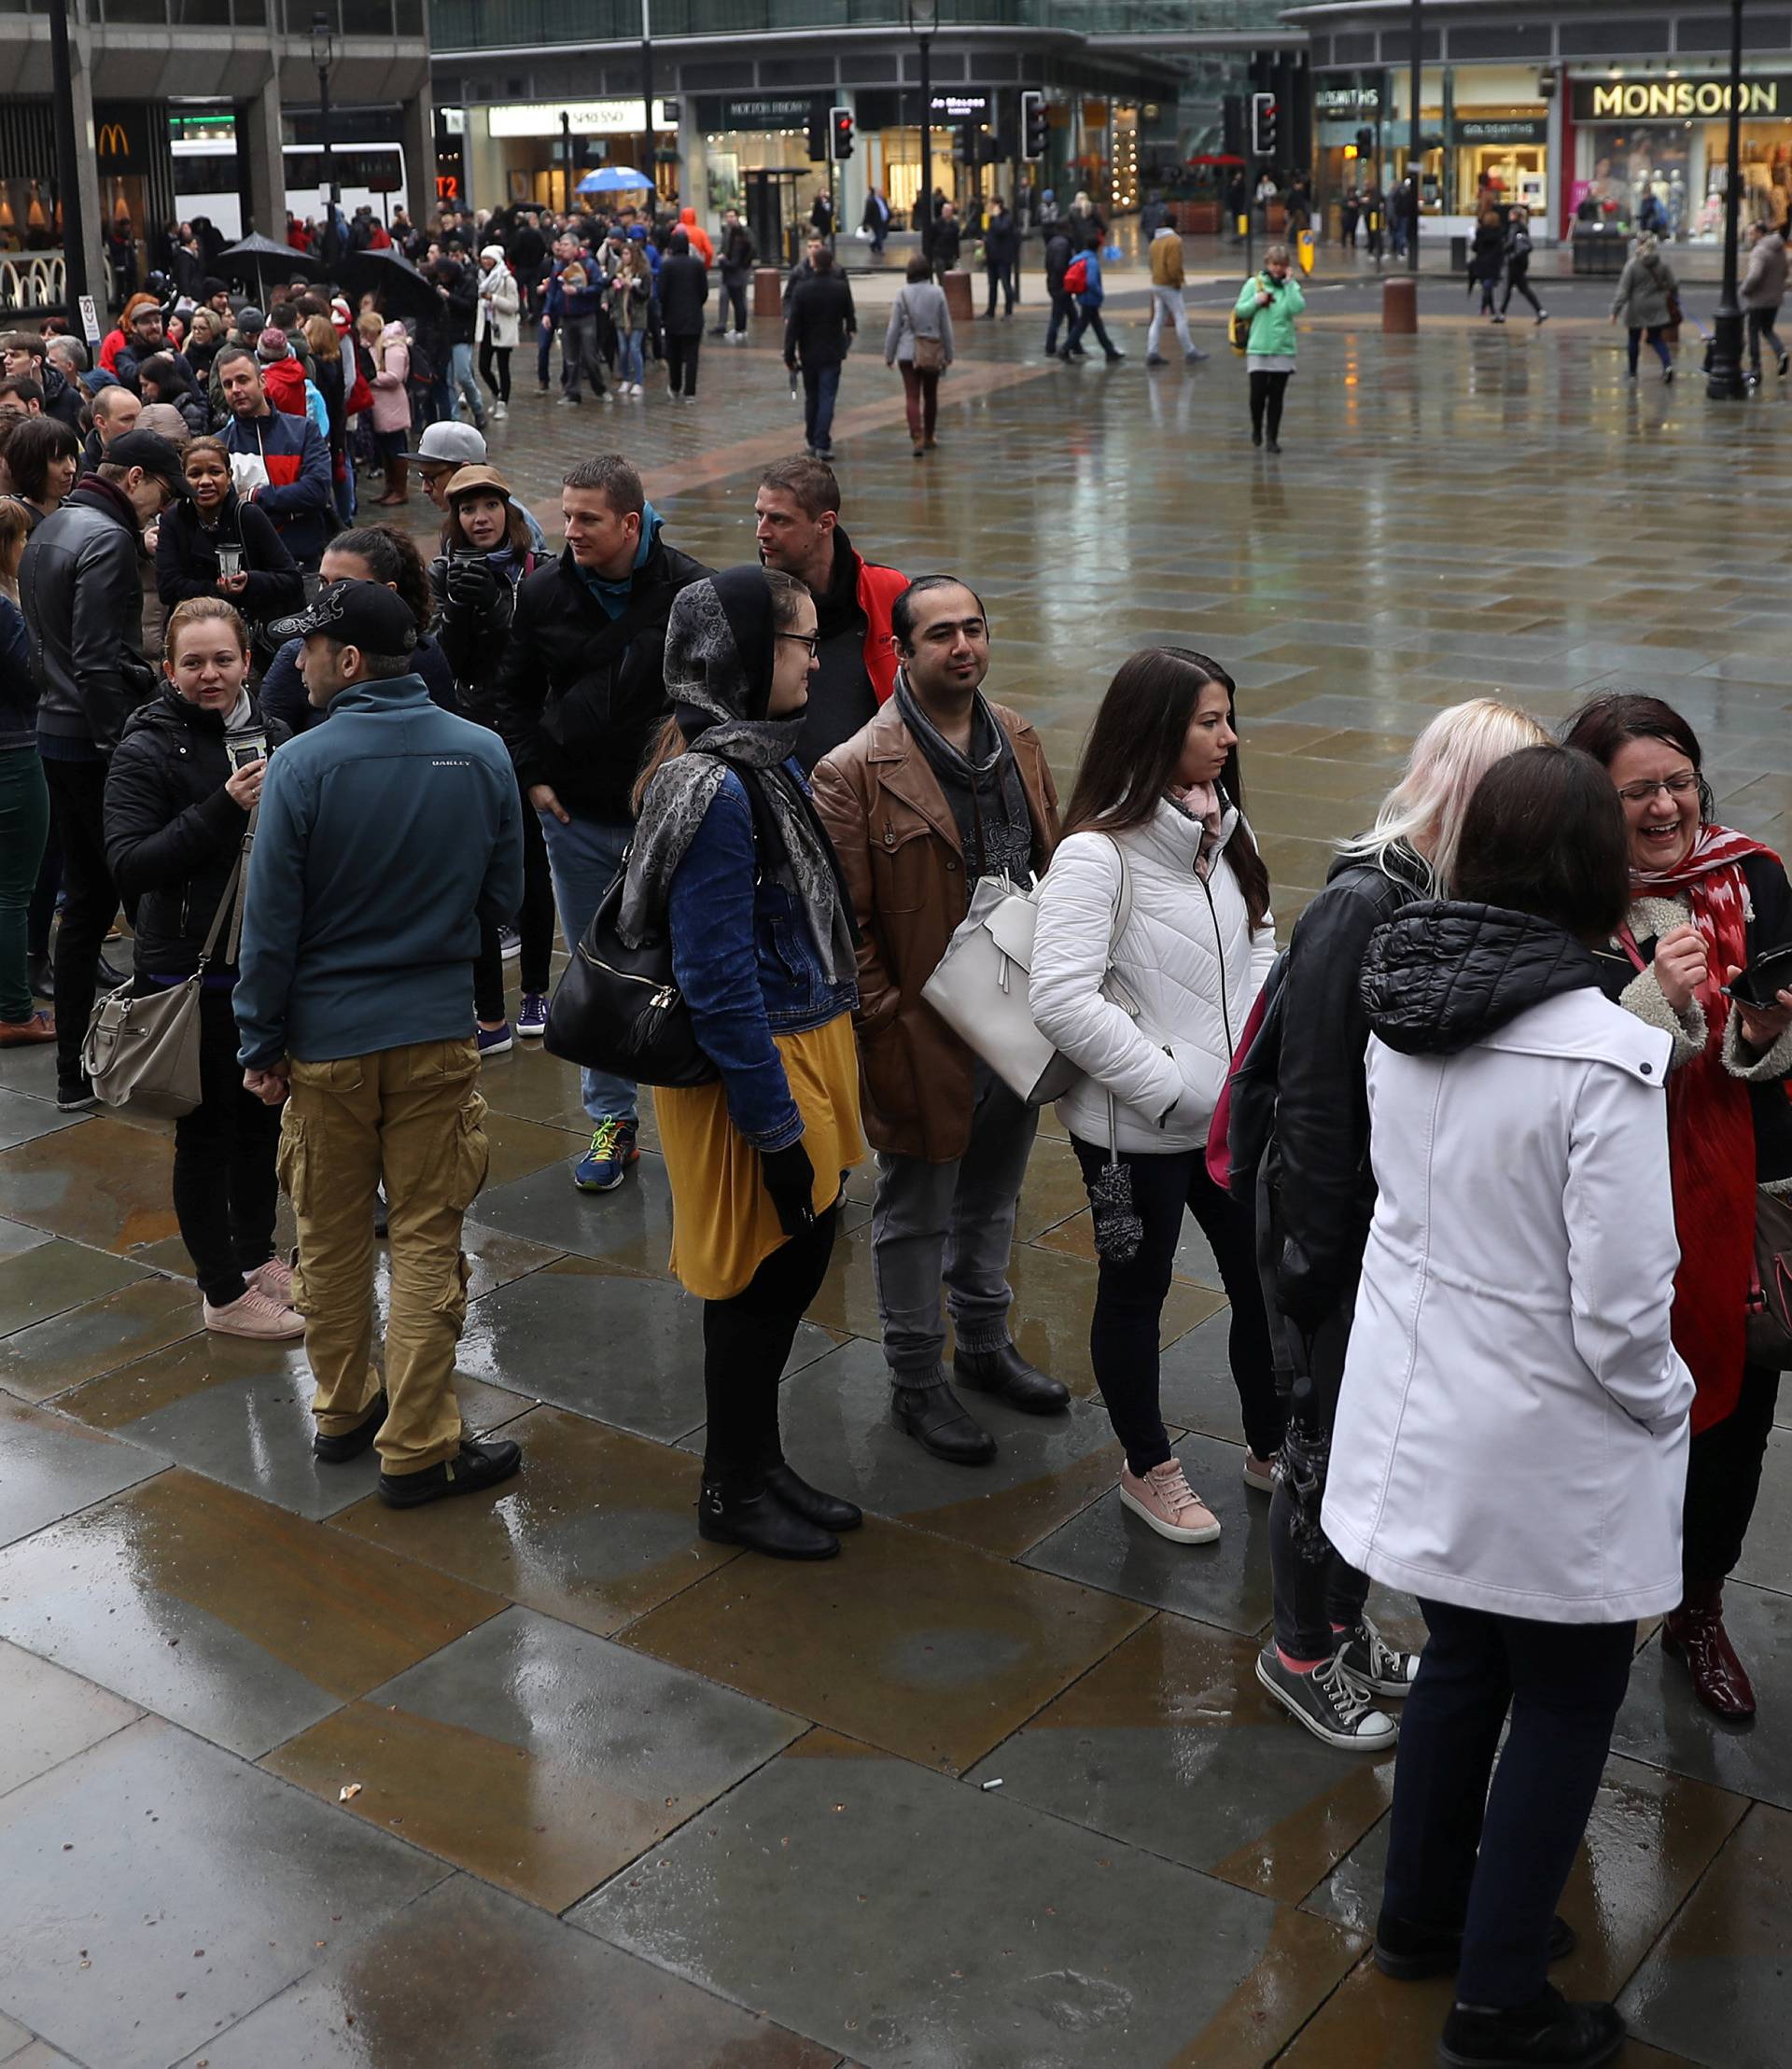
[{"x1": 96, "y1": 122, "x2": 129, "y2": 158}]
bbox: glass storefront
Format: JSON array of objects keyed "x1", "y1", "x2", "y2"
[{"x1": 1570, "y1": 74, "x2": 1792, "y2": 241}]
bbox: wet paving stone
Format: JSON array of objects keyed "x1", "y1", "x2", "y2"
[
  {"x1": 469, "y1": 1148, "x2": 679, "y2": 1271},
  {"x1": 0, "y1": 1239, "x2": 148, "y2": 1338},
  {"x1": 455, "y1": 1258, "x2": 835, "y2": 1442},
  {"x1": 0, "y1": 1090, "x2": 85, "y2": 1155},
  {"x1": 1732, "y1": 1427, "x2": 1791, "y2": 1598},
  {"x1": 171, "y1": 1871, "x2": 841, "y2": 2068},
  {"x1": 1156, "y1": 1308, "x2": 1278, "y2": 1447},
  {"x1": 623, "y1": 1518, "x2": 1147, "y2": 1775},
  {"x1": 0, "y1": 1716, "x2": 449, "y2": 2069},
  {"x1": 965, "y1": 1614, "x2": 1394, "y2": 1899},
  {"x1": 0, "y1": 1275, "x2": 201, "y2": 1404},
  {"x1": 329, "y1": 1406, "x2": 735, "y2": 1634},
  {"x1": 264, "y1": 1605, "x2": 801, "y2": 1911},
  {"x1": 0, "y1": 1639, "x2": 140, "y2": 1796},
  {"x1": 573, "y1": 1729, "x2": 1365, "y2": 2067},
  {"x1": 0, "y1": 1213, "x2": 51, "y2": 1262},
  {"x1": 0, "y1": 1396, "x2": 166, "y2": 1550},
  {"x1": 0, "y1": 1117, "x2": 179, "y2": 1253},
  {"x1": 0, "y1": 1470, "x2": 503, "y2": 1757}
]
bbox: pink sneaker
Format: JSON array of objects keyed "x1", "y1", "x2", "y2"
[
  {"x1": 248, "y1": 1255, "x2": 295, "y2": 1305},
  {"x1": 1119, "y1": 1459, "x2": 1222, "y2": 1544},
  {"x1": 203, "y1": 1286, "x2": 305, "y2": 1340}
]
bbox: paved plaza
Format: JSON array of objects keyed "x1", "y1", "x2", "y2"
[{"x1": 2, "y1": 277, "x2": 1789, "y2": 2068}]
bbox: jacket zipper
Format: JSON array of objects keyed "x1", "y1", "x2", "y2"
[{"x1": 1197, "y1": 870, "x2": 1234, "y2": 1063}]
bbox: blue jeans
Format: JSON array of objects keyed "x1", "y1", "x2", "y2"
[
  {"x1": 537, "y1": 806, "x2": 637, "y2": 1125},
  {"x1": 617, "y1": 328, "x2": 645, "y2": 384},
  {"x1": 449, "y1": 342, "x2": 484, "y2": 425},
  {"x1": 802, "y1": 361, "x2": 840, "y2": 452}
]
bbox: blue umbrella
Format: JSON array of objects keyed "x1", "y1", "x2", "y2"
[{"x1": 576, "y1": 166, "x2": 651, "y2": 194}]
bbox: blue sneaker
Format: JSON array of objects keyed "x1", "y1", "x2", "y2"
[
  {"x1": 516, "y1": 990, "x2": 550, "y2": 1039},
  {"x1": 574, "y1": 1115, "x2": 637, "y2": 1192},
  {"x1": 476, "y1": 1021, "x2": 513, "y2": 1058}
]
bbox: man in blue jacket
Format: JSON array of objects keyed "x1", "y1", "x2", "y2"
[
  {"x1": 216, "y1": 348, "x2": 334, "y2": 572},
  {"x1": 1059, "y1": 238, "x2": 1125, "y2": 366},
  {"x1": 235, "y1": 580, "x2": 525, "y2": 1510}
]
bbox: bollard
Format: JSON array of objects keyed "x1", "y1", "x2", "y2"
[
  {"x1": 752, "y1": 266, "x2": 782, "y2": 319},
  {"x1": 1382, "y1": 276, "x2": 1418, "y2": 335},
  {"x1": 943, "y1": 268, "x2": 974, "y2": 322}
]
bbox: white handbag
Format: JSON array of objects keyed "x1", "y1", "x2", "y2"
[{"x1": 921, "y1": 845, "x2": 1134, "y2": 1107}]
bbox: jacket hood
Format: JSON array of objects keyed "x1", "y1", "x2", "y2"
[
  {"x1": 379, "y1": 318, "x2": 407, "y2": 343},
  {"x1": 1151, "y1": 225, "x2": 1179, "y2": 240},
  {"x1": 120, "y1": 680, "x2": 278, "y2": 746},
  {"x1": 1323, "y1": 838, "x2": 1429, "y2": 892},
  {"x1": 1361, "y1": 902, "x2": 1607, "y2": 1056}
]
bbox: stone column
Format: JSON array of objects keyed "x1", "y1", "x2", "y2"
[
  {"x1": 400, "y1": 86, "x2": 438, "y2": 224},
  {"x1": 66, "y1": 23, "x2": 106, "y2": 313},
  {"x1": 239, "y1": 67, "x2": 287, "y2": 243}
]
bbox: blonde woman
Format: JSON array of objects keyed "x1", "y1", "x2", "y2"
[{"x1": 1253, "y1": 698, "x2": 1552, "y2": 1752}]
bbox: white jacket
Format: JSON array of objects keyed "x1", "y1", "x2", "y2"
[
  {"x1": 1030, "y1": 799, "x2": 1275, "y2": 1153},
  {"x1": 478, "y1": 254, "x2": 521, "y2": 349},
  {"x1": 1323, "y1": 988, "x2": 1695, "y2": 1624}
]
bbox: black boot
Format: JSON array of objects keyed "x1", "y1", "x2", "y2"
[
  {"x1": 1440, "y1": 1988, "x2": 1624, "y2": 2068},
  {"x1": 890, "y1": 1381, "x2": 997, "y2": 1465},
  {"x1": 697, "y1": 1476, "x2": 839, "y2": 1559},
  {"x1": 1376, "y1": 1911, "x2": 1576, "y2": 1981},
  {"x1": 764, "y1": 1462, "x2": 862, "y2": 1533},
  {"x1": 314, "y1": 1390, "x2": 389, "y2": 1464},
  {"x1": 953, "y1": 1342, "x2": 1070, "y2": 1415}
]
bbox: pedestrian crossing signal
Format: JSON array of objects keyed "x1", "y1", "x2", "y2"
[{"x1": 832, "y1": 107, "x2": 855, "y2": 161}]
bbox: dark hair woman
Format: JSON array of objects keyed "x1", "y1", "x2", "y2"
[
  {"x1": 103, "y1": 598, "x2": 301, "y2": 1338},
  {"x1": 624, "y1": 565, "x2": 864, "y2": 1560},
  {"x1": 6, "y1": 414, "x2": 81, "y2": 527},
  {"x1": 1031, "y1": 648, "x2": 1279, "y2": 1544},
  {"x1": 430, "y1": 464, "x2": 553, "y2": 1055},
  {"x1": 156, "y1": 436, "x2": 303, "y2": 666},
  {"x1": 1329, "y1": 745, "x2": 1691, "y2": 2069},
  {"x1": 1562, "y1": 691, "x2": 1792, "y2": 1723}
]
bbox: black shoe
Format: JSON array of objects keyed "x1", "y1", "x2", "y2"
[
  {"x1": 56, "y1": 1075, "x2": 101, "y2": 1112},
  {"x1": 953, "y1": 1342, "x2": 1070, "y2": 1415},
  {"x1": 95, "y1": 953, "x2": 129, "y2": 991},
  {"x1": 890, "y1": 1382, "x2": 997, "y2": 1465},
  {"x1": 1439, "y1": 1988, "x2": 1624, "y2": 2068},
  {"x1": 1267, "y1": 438, "x2": 1282, "y2": 453},
  {"x1": 314, "y1": 1391, "x2": 389, "y2": 1464},
  {"x1": 28, "y1": 951, "x2": 52, "y2": 1000},
  {"x1": 764, "y1": 1461, "x2": 862, "y2": 1532},
  {"x1": 378, "y1": 1435, "x2": 521, "y2": 1509},
  {"x1": 697, "y1": 1478, "x2": 839, "y2": 1559},
  {"x1": 1375, "y1": 1912, "x2": 1576, "y2": 1982},
  {"x1": 1252, "y1": 428, "x2": 1263, "y2": 447},
  {"x1": 373, "y1": 1185, "x2": 388, "y2": 1239}
]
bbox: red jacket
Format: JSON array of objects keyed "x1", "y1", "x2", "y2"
[
  {"x1": 259, "y1": 356, "x2": 307, "y2": 417},
  {"x1": 855, "y1": 551, "x2": 907, "y2": 706}
]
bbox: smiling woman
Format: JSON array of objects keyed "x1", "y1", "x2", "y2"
[{"x1": 1564, "y1": 691, "x2": 1792, "y2": 1726}]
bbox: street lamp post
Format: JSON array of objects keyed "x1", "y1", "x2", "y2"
[
  {"x1": 639, "y1": 0, "x2": 655, "y2": 209},
  {"x1": 1707, "y1": 0, "x2": 1748, "y2": 399},
  {"x1": 47, "y1": 0, "x2": 88, "y2": 316},
  {"x1": 909, "y1": 0, "x2": 937, "y2": 258},
  {"x1": 1407, "y1": 0, "x2": 1421, "y2": 273},
  {"x1": 312, "y1": 11, "x2": 336, "y2": 255}
]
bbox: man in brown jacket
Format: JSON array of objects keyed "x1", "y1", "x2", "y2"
[{"x1": 813, "y1": 576, "x2": 1069, "y2": 1465}]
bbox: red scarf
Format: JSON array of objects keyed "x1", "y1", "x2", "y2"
[{"x1": 1627, "y1": 824, "x2": 1774, "y2": 1431}]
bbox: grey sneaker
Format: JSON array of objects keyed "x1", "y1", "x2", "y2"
[
  {"x1": 1256, "y1": 1643, "x2": 1398, "y2": 1751},
  {"x1": 1337, "y1": 1615, "x2": 1421, "y2": 1698}
]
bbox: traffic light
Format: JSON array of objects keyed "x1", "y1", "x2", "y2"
[
  {"x1": 1251, "y1": 90, "x2": 1279, "y2": 159},
  {"x1": 1355, "y1": 125, "x2": 1375, "y2": 161},
  {"x1": 831, "y1": 105, "x2": 854, "y2": 161},
  {"x1": 806, "y1": 105, "x2": 829, "y2": 162},
  {"x1": 1022, "y1": 89, "x2": 1047, "y2": 161}
]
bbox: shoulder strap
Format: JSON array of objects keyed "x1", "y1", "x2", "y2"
[
  {"x1": 1105, "y1": 832, "x2": 1133, "y2": 949},
  {"x1": 197, "y1": 804, "x2": 258, "y2": 973}
]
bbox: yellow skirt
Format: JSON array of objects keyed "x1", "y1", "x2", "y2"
[{"x1": 655, "y1": 1011, "x2": 865, "y2": 1302}]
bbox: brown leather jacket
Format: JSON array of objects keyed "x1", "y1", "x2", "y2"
[{"x1": 813, "y1": 695, "x2": 1060, "y2": 1162}]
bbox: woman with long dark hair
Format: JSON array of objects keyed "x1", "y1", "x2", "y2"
[
  {"x1": 1562, "y1": 692, "x2": 1792, "y2": 1722},
  {"x1": 1031, "y1": 649, "x2": 1279, "y2": 1543},
  {"x1": 625, "y1": 565, "x2": 864, "y2": 1560}
]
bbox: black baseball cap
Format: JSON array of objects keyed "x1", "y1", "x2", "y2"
[
  {"x1": 267, "y1": 579, "x2": 418, "y2": 654},
  {"x1": 103, "y1": 430, "x2": 189, "y2": 499}
]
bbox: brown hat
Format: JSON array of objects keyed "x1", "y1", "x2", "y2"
[{"x1": 443, "y1": 463, "x2": 512, "y2": 502}]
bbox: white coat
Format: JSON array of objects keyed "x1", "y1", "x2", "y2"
[
  {"x1": 1030, "y1": 798, "x2": 1275, "y2": 1154},
  {"x1": 478, "y1": 252, "x2": 521, "y2": 349},
  {"x1": 1323, "y1": 986, "x2": 1695, "y2": 1625}
]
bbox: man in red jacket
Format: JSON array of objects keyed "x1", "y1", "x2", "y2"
[{"x1": 753, "y1": 454, "x2": 906, "y2": 771}]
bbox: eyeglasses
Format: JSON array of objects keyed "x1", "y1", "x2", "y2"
[
  {"x1": 777, "y1": 631, "x2": 821, "y2": 659},
  {"x1": 1617, "y1": 773, "x2": 1700, "y2": 805}
]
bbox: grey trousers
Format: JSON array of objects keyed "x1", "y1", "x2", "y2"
[{"x1": 870, "y1": 1063, "x2": 1038, "y2": 1385}]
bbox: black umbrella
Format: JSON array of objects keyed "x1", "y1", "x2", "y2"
[
  {"x1": 338, "y1": 246, "x2": 442, "y2": 324},
  {"x1": 215, "y1": 233, "x2": 325, "y2": 307}
]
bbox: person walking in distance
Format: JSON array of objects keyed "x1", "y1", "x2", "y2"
[
  {"x1": 1740, "y1": 218, "x2": 1789, "y2": 385},
  {"x1": 714, "y1": 209, "x2": 758, "y2": 341},
  {"x1": 234, "y1": 579, "x2": 524, "y2": 1509},
  {"x1": 983, "y1": 197, "x2": 1018, "y2": 319},
  {"x1": 814, "y1": 578, "x2": 1068, "y2": 1466},
  {"x1": 1043, "y1": 221, "x2": 1076, "y2": 361},
  {"x1": 474, "y1": 245, "x2": 520, "y2": 420},
  {"x1": 1235, "y1": 245, "x2": 1305, "y2": 452},
  {"x1": 885, "y1": 255, "x2": 954, "y2": 459},
  {"x1": 657, "y1": 231, "x2": 709, "y2": 402},
  {"x1": 1031, "y1": 649, "x2": 1281, "y2": 1538},
  {"x1": 1611, "y1": 231, "x2": 1680, "y2": 383},
  {"x1": 629, "y1": 566, "x2": 865, "y2": 1559},
  {"x1": 495, "y1": 454, "x2": 708, "y2": 1190},
  {"x1": 1145, "y1": 217, "x2": 1208, "y2": 369},
  {"x1": 1496, "y1": 205, "x2": 1547, "y2": 325},
  {"x1": 1060, "y1": 239, "x2": 1125, "y2": 366},
  {"x1": 784, "y1": 244, "x2": 856, "y2": 461}
]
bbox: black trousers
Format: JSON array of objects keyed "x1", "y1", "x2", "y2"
[
  {"x1": 1064, "y1": 305, "x2": 1117, "y2": 359},
  {"x1": 701, "y1": 1205, "x2": 838, "y2": 1485},
  {"x1": 665, "y1": 333, "x2": 701, "y2": 398},
  {"x1": 29, "y1": 817, "x2": 59, "y2": 957},
  {"x1": 985, "y1": 262, "x2": 1015, "y2": 317},
  {"x1": 1043, "y1": 285, "x2": 1072, "y2": 355},
  {"x1": 473, "y1": 778, "x2": 555, "y2": 1022},
  {"x1": 1683, "y1": 1362, "x2": 1781, "y2": 1586},
  {"x1": 1382, "y1": 1601, "x2": 1635, "y2": 2009},
  {"x1": 1746, "y1": 304, "x2": 1785, "y2": 373},
  {"x1": 721, "y1": 279, "x2": 748, "y2": 332},
  {"x1": 1249, "y1": 369, "x2": 1291, "y2": 440},
  {"x1": 1071, "y1": 1135, "x2": 1282, "y2": 1470},
  {"x1": 1502, "y1": 265, "x2": 1543, "y2": 315},
  {"x1": 167, "y1": 983, "x2": 283, "y2": 1306},
  {"x1": 44, "y1": 757, "x2": 120, "y2": 1089},
  {"x1": 477, "y1": 338, "x2": 512, "y2": 403}
]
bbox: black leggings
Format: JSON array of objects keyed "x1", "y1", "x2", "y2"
[
  {"x1": 473, "y1": 783, "x2": 555, "y2": 1020},
  {"x1": 478, "y1": 338, "x2": 512, "y2": 403},
  {"x1": 702, "y1": 1204, "x2": 838, "y2": 1486},
  {"x1": 169, "y1": 983, "x2": 283, "y2": 1307},
  {"x1": 1682, "y1": 1362, "x2": 1781, "y2": 1586},
  {"x1": 1502, "y1": 265, "x2": 1542, "y2": 315},
  {"x1": 1249, "y1": 369, "x2": 1291, "y2": 441}
]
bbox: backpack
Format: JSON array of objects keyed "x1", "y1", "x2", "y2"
[{"x1": 1063, "y1": 255, "x2": 1089, "y2": 297}]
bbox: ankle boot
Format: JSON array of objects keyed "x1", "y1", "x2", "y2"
[
  {"x1": 890, "y1": 1380, "x2": 997, "y2": 1465},
  {"x1": 376, "y1": 457, "x2": 410, "y2": 506},
  {"x1": 1663, "y1": 1576, "x2": 1757, "y2": 1720},
  {"x1": 697, "y1": 1476, "x2": 839, "y2": 1560},
  {"x1": 763, "y1": 1461, "x2": 862, "y2": 1533},
  {"x1": 953, "y1": 1341, "x2": 1069, "y2": 1414}
]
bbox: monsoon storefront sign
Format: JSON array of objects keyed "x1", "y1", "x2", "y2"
[{"x1": 1571, "y1": 77, "x2": 1789, "y2": 121}]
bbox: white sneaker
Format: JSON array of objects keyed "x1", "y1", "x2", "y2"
[
  {"x1": 1118, "y1": 1458, "x2": 1222, "y2": 1544},
  {"x1": 204, "y1": 1285, "x2": 305, "y2": 1340}
]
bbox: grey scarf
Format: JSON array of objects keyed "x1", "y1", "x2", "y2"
[{"x1": 619, "y1": 568, "x2": 856, "y2": 984}]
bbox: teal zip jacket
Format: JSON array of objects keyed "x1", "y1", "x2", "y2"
[
  {"x1": 234, "y1": 673, "x2": 524, "y2": 1068},
  {"x1": 1233, "y1": 271, "x2": 1305, "y2": 356}
]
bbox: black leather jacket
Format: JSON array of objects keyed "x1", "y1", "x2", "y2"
[{"x1": 20, "y1": 478, "x2": 157, "y2": 755}]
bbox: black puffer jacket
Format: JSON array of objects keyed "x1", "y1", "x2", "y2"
[
  {"x1": 153, "y1": 491, "x2": 304, "y2": 636},
  {"x1": 1268, "y1": 843, "x2": 1429, "y2": 1333},
  {"x1": 104, "y1": 685, "x2": 291, "y2": 977},
  {"x1": 1363, "y1": 902, "x2": 1608, "y2": 1054}
]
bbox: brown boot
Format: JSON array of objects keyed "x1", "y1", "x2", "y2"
[
  {"x1": 1663, "y1": 1577, "x2": 1757, "y2": 1721},
  {"x1": 375, "y1": 457, "x2": 409, "y2": 506}
]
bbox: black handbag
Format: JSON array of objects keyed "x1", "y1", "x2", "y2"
[{"x1": 543, "y1": 854, "x2": 718, "y2": 1089}]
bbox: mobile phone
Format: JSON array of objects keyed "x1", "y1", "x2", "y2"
[
  {"x1": 1723, "y1": 944, "x2": 1792, "y2": 1009},
  {"x1": 226, "y1": 732, "x2": 268, "y2": 773}
]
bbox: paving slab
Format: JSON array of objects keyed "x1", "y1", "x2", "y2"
[
  {"x1": 0, "y1": 1639, "x2": 140, "y2": 1797},
  {"x1": 0, "y1": 1117, "x2": 179, "y2": 1253},
  {"x1": 0, "y1": 1395, "x2": 166, "y2": 1550},
  {"x1": 0, "y1": 1240, "x2": 147, "y2": 1338},
  {"x1": 0, "y1": 1089, "x2": 85, "y2": 1155},
  {"x1": 470, "y1": 1147, "x2": 679, "y2": 1269},
  {"x1": 0, "y1": 1274, "x2": 201, "y2": 1403}
]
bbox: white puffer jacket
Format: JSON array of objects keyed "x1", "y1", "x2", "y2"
[{"x1": 1030, "y1": 798, "x2": 1276, "y2": 1153}]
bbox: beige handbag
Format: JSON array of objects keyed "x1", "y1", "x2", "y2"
[{"x1": 81, "y1": 813, "x2": 255, "y2": 1120}]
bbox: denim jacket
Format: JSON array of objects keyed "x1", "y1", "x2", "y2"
[{"x1": 666, "y1": 762, "x2": 858, "y2": 1151}]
